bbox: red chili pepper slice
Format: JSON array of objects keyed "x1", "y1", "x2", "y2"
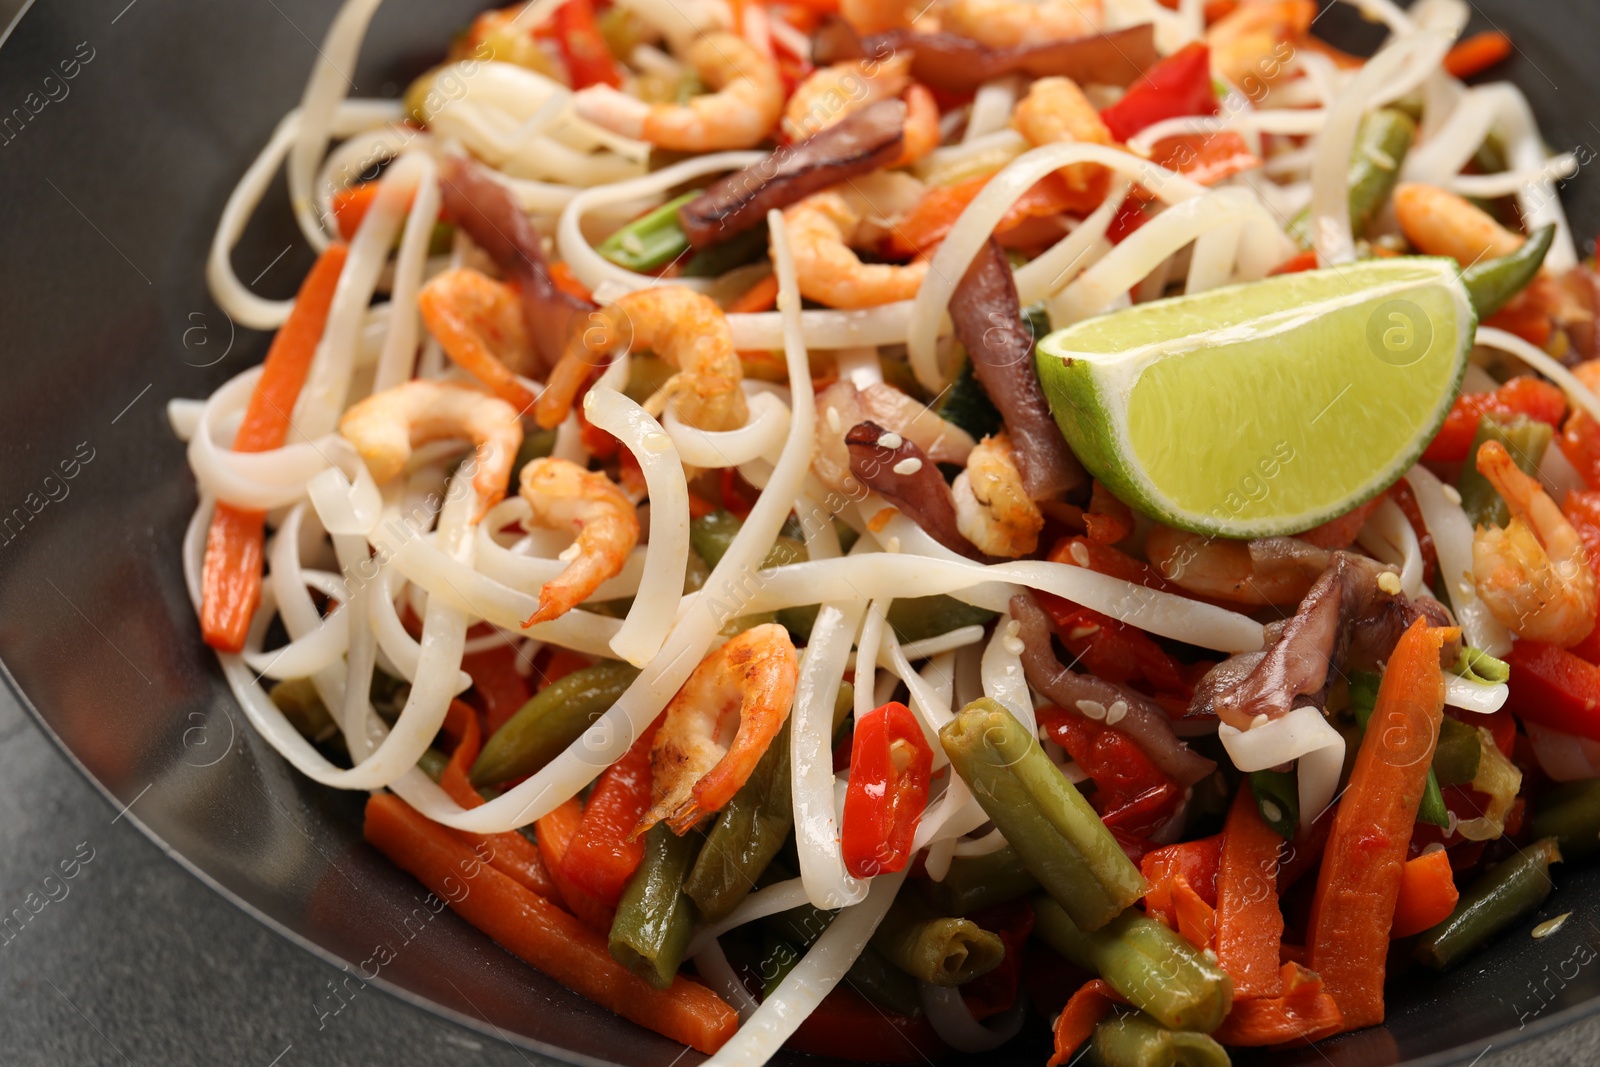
[
  {"x1": 1503, "y1": 640, "x2": 1600, "y2": 743},
  {"x1": 1100, "y1": 42, "x2": 1218, "y2": 143},
  {"x1": 840, "y1": 701, "x2": 933, "y2": 879},
  {"x1": 1423, "y1": 375, "x2": 1566, "y2": 462},
  {"x1": 554, "y1": 0, "x2": 623, "y2": 89},
  {"x1": 1039, "y1": 706, "x2": 1181, "y2": 837}
]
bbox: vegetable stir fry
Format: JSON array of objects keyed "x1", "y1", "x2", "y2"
[{"x1": 175, "y1": 0, "x2": 1600, "y2": 1060}]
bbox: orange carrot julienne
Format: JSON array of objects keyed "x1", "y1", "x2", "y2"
[
  {"x1": 548, "y1": 260, "x2": 594, "y2": 302},
  {"x1": 1047, "y1": 979, "x2": 1122, "y2": 1067},
  {"x1": 729, "y1": 271, "x2": 781, "y2": 314},
  {"x1": 1215, "y1": 785, "x2": 1286, "y2": 999},
  {"x1": 437, "y1": 700, "x2": 557, "y2": 899},
  {"x1": 1306, "y1": 618, "x2": 1453, "y2": 1030},
  {"x1": 1171, "y1": 873, "x2": 1216, "y2": 951},
  {"x1": 1444, "y1": 30, "x2": 1513, "y2": 80},
  {"x1": 1390, "y1": 849, "x2": 1459, "y2": 939},
  {"x1": 536, "y1": 796, "x2": 617, "y2": 932},
  {"x1": 1213, "y1": 962, "x2": 1343, "y2": 1046},
  {"x1": 1141, "y1": 835, "x2": 1220, "y2": 929},
  {"x1": 363, "y1": 793, "x2": 738, "y2": 1053},
  {"x1": 200, "y1": 244, "x2": 349, "y2": 652},
  {"x1": 330, "y1": 182, "x2": 381, "y2": 239}
]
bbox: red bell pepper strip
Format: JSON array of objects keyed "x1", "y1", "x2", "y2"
[
  {"x1": 1039, "y1": 706, "x2": 1182, "y2": 837},
  {"x1": 1212, "y1": 962, "x2": 1344, "y2": 1046},
  {"x1": 1100, "y1": 43, "x2": 1218, "y2": 143},
  {"x1": 960, "y1": 900, "x2": 1034, "y2": 1020},
  {"x1": 535, "y1": 797, "x2": 618, "y2": 932},
  {"x1": 1035, "y1": 598, "x2": 1189, "y2": 694},
  {"x1": 363, "y1": 793, "x2": 738, "y2": 1053},
  {"x1": 1171, "y1": 872, "x2": 1217, "y2": 951},
  {"x1": 1140, "y1": 835, "x2": 1221, "y2": 928},
  {"x1": 1047, "y1": 979, "x2": 1122, "y2": 1067},
  {"x1": 1444, "y1": 30, "x2": 1513, "y2": 80},
  {"x1": 1147, "y1": 130, "x2": 1261, "y2": 187},
  {"x1": 558, "y1": 717, "x2": 661, "y2": 907},
  {"x1": 554, "y1": 0, "x2": 623, "y2": 89},
  {"x1": 1215, "y1": 786, "x2": 1285, "y2": 998},
  {"x1": 1270, "y1": 249, "x2": 1320, "y2": 275},
  {"x1": 786, "y1": 986, "x2": 949, "y2": 1063},
  {"x1": 1390, "y1": 849, "x2": 1459, "y2": 938},
  {"x1": 1504, "y1": 640, "x2": 1600, "y2": 743},
  {"x1": 201, "y1": 244, "x2": 348, "y2": 652},
  {"x1": 462, "y1": 637, "x2": 532, "y2": 738},
  {"x1": 840, "y1": 701, "x2": 933, "y2": 878},
  {"x1": 1424, "y1": 375, "x2": 1566, "y2": 463},
  {"x1": 1559, "y1": 361, "x2": 1600, "y2": 490}
]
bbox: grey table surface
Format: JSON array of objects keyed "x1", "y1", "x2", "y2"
[{"x1": 2, "y1": 0, "x2": 1600, "y2": 1064}]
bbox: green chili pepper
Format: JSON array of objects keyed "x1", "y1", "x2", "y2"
[
  {"x1": 684, "y1": 722, "x2": 793, "y2": 921},
  {"x1": 870, "y1": 891, "x2": 1006, "y2": 987},
  {"x1": 469, "y1": 661, "x2": 640, "y2": 786},
  {"x1": 887, "y1": 597, "x2": 998, "y2": 645},
  {"x1": 1432, "y1": 716, "x2": 1483, "y2": 788},
  {"x1": 1417, "y1": 770, "x2": 1450, "y2": 829},
  {"x1": 1290, "y1": 109, "x2": 1417, "y2": 248},
  {"x1": 1092, "y1": 1010, "x2": 1231, "y2": 1067},
  {"x1": 609, "y1": 823, "x2": 701, "y2": 988},
  {"x1": 763, "y1": 905, "x2": 924, "y2": 1016},
  {"x1": 1463, "y1": 224, "x2": 1556, "y2": 319},
  {"x1": 1457, "y1": 414, "x2": 1553, "y2": 529},
  {"x1": 942, "y1": 699, "x2": 1146, "y2": 931},
  {"x1": 597, "y1": 192, "x2": 698, "y2": 272},
  {"x1": 1532, "y1": 780, "x2": 1600, "y2": 862},
  {"x1": 1414, "y1": 837, "x2": 1563, "y2": 970},
  {"x1": 1248, "y1": 770, "x2": 1299, "y2": 839},
  {"x1": 1033, "y1": 897, "x2": 1233, "y2": 1033},
  {"x1": 1451, "y1": 646, "x2": 1512, "y2": 686},
  {"x1": 929, "y1": 845, "x2": 1040, "y2": 916}
]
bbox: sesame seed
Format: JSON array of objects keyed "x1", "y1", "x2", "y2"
[
  {"x1": 558, "y1": 542, "x2": 583, "y2": 562},
  {"x1": 643, "y1": 431, "x2": 672, "y2": 453},
  {"x1": 1261, "y1": 799, "x2": 1284, "y2": 825},
  {"x1": 1076, "y1": 699, "x2": 1108, "y2": 721},
  {"x1": 1069, "y1": 543, "x2": 1090, "y2": 567},
  {"x1": 1105, "y1": 700, "x2": 1128, "y2": 726},
  {"x1": 1005, "y1": 619, "x2": 1021, "y2": 638},
  {"x1": 876, "y1": 431, "x2": 903, "y2": 450},
  {"x1": 893, "y1": 457, "x2": 923, "y2": 476},
  {"x1": 1442, "y1": 484, "x2": 1463, "y2": 506},
  {"x1": 885, "y1": 536, "x2": 901, "y2": 553},
  {"x1": 1251, "y1": 713, "x2": 1269, "y2": 729},
  {"x1": 1377, "y1": 571, "x2": 1402, "y2": 595},
  {"x1": 1003, "y1": 636, "x2": 1026, "y2": 655},
  {"x1": 825, "y1": 406, "x2": 842, "y2": 433}
]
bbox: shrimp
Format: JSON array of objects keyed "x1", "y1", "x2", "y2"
[
  {"x1": 517, "y1": 458, "x2": 640, "y2": 626},
  {"x1": 940, "y1": 0, "x2": 1101, "y2": 48},
  {"x1": 571, "y1": 32, "x2": 782, "y2": 151},
  {"x1": 953, "y1": 432, "x2": 1044, "y2": 558},
  {"x1": 1012, "y1": 76, "x2": 1113, "y2": 196},
  {"x1": 783, "y1": 55, "x2": 911, "y2": 141},
  {"x1": 338, "y1": 380, "x2": 522, "y2": 512},
  {"x1": 639, "y1": 623, "x2": 799, "y2": 834},
  {"x1": 784, "y1": 190, "x2": 929, "y2": 308},
  {"x1": 1394, "y1": 183, "x2": 1525, "y2": 268},
  {"x1": 897, "y1": 84, "x2": 941, "y2": 168},
  {"x1": 1205, "y1": 0, "x2": 1314, "y2": 87},
  {"x1": 1472, "y1": 439, "x2": 1598, "y2": 646},
  {"x1": 449, "y1": 3, "x2": 562, "y2": 77},
  {"x1": 841, "y1": 0, "x2": 914, "y2": 33},
  {"x1": 418, "y1": 268, "x2": 538, "y2": 415},
  {"x1": 537, "y1": 286, "x2": 748, "y2": 431},
  {"x1": 1145, "y1": 525, "x2": 1328, "y2": 607}
]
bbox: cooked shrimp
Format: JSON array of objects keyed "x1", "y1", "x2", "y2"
[
  {"x1": 1394, "y1": 183, "x2": 1525, "y2": 268},
  {"x1": 1205, "y1": 0, "x2": 1313, "y2": 87},
  {"x1": 338, "y1": 380, "x2": 522, "y2": 512},
  {"x1": 639, "y1": 623, "x2": 799, "y2": 834},
  {"x1": 940, "y1": 0, "x2": 1100, "y2": 48},
  {"x1": 449, "y1": 3, "x2": 561, "y2": 76},
  {"x1": 572, "y1": 32, "x2": 782, "y2": 151},
  {"x1": 1472, "y1": 439, "x2": 1598, "y2": 646},
  {"x1": 841, "y1": 0, "x2": 914, "y2": 33},
  {"x1": 517, "y1": 458, "x2": 640, "y2": 626},
  {"x1": 784, "y1": 190, "x2": 928, "y2": 308},
  {"x1": 953, "y1": 432, "x2": 1044, "y2": 558},
  {"x1": 897, "y1": 84, "x2": 941, "y2": 168},
  {"x1": 538, "y1": 286, "x2": 748, "y2": 431},
  {"x1": 1012, "y1": 76, "x2": 1113, "y2": 195},
  {"x1": 1145, "y1": 525, "x2": 1327, "y2": 607},
  {"x1": 783, "y1": 55, "x2": 910, "y2": 142},
  {"x1": 418, "y1": 268, "x2": 538, "y2": 414}
]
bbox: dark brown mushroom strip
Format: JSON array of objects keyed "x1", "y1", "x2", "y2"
[
  {"x1": 1010, "y1": 592, "x2": 1216, "y2": 787},
  {"x1": 678, "y1": 99, "x2": 907, "y2": 250},
  {"x1": 949, "y1": 237, "x2": 1087, "y2": 501},
  {"x1": 813, "y1": 19, "x2": 1158, "y2": 96},
  {"x1": 438, "y1": 156, "x2": 595, "y2": 374},
  {"x1": 846, "y1": 419, "x2": 979, "y2": 559}
]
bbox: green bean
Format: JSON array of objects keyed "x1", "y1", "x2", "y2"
[
  {"x1": 1458, "y1": 414, "x2": 1553, "y2": 529},
  {"x1": 870, "y1": 891, "x2": 1006, "y2": 986},
  {"x1": 888, "y1": 597, "x2": 999, "y2": 645},
  {"x1": 1432, "y1": 716, "x2": 1482, "y2": 788},
  {"x1": 416, "y1": 747, "x2": 449, "y2": 782},
  {"x1": 929, "y1": 845, "x2": 1040, "y2": 916},
  {"x1": 1092, "y1": 1011, "x2": 1231, "y2": 1067},
  {"x1": 684, "y1": 722, "x2": 793, "y2": 921},
  {"x1": 763, "y1": 905, "x2": 924, "y2": 1016},
  {"x1": 1290, "y1": 109, "x2": 1416, "y2": 248},
  {"x1": 596, "y1": 192, "x2": 697, "y2": 272},
  {"x1": 610, "y1": 823, "x2": 700, "y2": 988},
  {"x1": 682, "y1": 226, "x2": 769, "y2": 278},
  {"x1": 1414, "y1": 837, "x2": 1563, "y2": 970},
  {"x1": 936, "y1": 360, "x2": 1004, "y2": 441},
  {"x1": 1532, "y1": 780, "x2": 1600, "y2": 862},
  {"x1": 760, "y1": 931, "x2": 804, "y2": 999},
  {"x1": 469, "y1": 661, "x2": 640, "y2": 785},
  {"x1": 1451, "y1": 646, "x2": 1511, "y2": 687},
  {"x1": 1033, "y1": 897, "x2": 1233, "y2": 1033},
  {"x1": 624, "y1": 354, "x2": 676, "y2": 406},
  {"x1": 270, "y1": 677, "x2": 336, "y2": 742},
  {"x1": 941, "y1": 699, "x2": 1145, "y2": 931},
  {"x1": 1463, "y1": 223, "x2": 1556, "y2": 319},
  {"x1": 509, "y1": 426, "x2": 557, "y2": 484},
  {"x1": 1418, "y1": 770, "x2": 1450, "y2": 828},
  {"x1": 1248, "y1": 770, "x2": 1298, "y2": 839},
  {"x1": 690, "y1": 509, "x2": 806, "y2": 570}
]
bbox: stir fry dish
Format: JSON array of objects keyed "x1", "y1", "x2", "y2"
[{"x1": 173, "y1": 0, "x2": 1600, "y2": 1061}]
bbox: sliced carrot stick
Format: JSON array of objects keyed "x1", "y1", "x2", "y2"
[
  {"x1": 200, "y1": 244, "x2": 349, "y2": 652},
  {"x1": 548, "y1": 260, "x2": 594, "y2": 302},
  {"x1": 437, "y1": 700, "x2": 557, "y2": 899},
  {"x1": 1306, "y1": 618, "x2": 1454, "y2": 1029},
  {"x1": 536, "y1": 796, "x2": 617, "y2": 932},
  {"x1": 1171, "y1": 873, "x2": 1217, "y2": 951},
  {"x1": 559, "y1": 717, "x2": 660, "y2": 906},
  {"x1": 1444, "y1": 30, "x2": 1513, "y2": 80},
  {"x1": 1390, "y1": 849, "x2": 1459, "y2": 938},
  {"x1": 1047, "y1": 979, "x2": 1122, "y2": 1067},
  {"x1": 1140, "y1": 834, "x2": 1221, "y2": 929},
  {"x1": 363, "y1": 794, "x2": 738, "y2": 1053},
  {"x1": 728, "y1": 271, "x2": 781, "y2": 314},
  {"x1": 1215, "y1": 785, "x2": 1286, "y2": 999},
  {"x1": 1213, "y1": 963, "x2": 1343, "y2": 1046}
]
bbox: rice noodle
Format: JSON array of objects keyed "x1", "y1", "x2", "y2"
[
  {"x1": 965, "y1": 78, "x2": 1020, "y2": 143},
  {"x1": 187, "y1": 368, "x2": 341, "y2": 508},
  {"x1": 920, "y1": 983, "x2": 1026, "y2": 1052},
  {"x1": 1013, "y1": 177, "x2": 1129, "y2": 306},
  {"x1": 1218, "y1": 707, "x2": 1345, "y2": 833},
  {"x1": 1477, "y1": 326, "x2": 1600, "y2": 424},
  {"x1": 1403, "y1": 464, "x2": 1512, "y2": 656},
  {"x1": 664, "y1": 388, "x2": 790, "y2": 468},
  {"x1": 1525, "y1": 721, "x2": 1600, "y2": 782},
  {"x1": 373, "y1": 153, "x2": 440, "y2": 391},
  {"x1": 1356, "y1": 497, "x2": 1424, "y2": 599},
  {"x1": 686, "y1": 879, "x2": 812, "y2": 957},
  {"x1": 1444, "y1": 675, "x2": 1509, "y2": 714},
  {"x1": 981, "y1": 617, "x2": 1033, "y2": 731}
]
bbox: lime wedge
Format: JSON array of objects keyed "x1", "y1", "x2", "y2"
[{"x1": 1035, "y1": 258, "x2": 1474, "y2": 538}]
